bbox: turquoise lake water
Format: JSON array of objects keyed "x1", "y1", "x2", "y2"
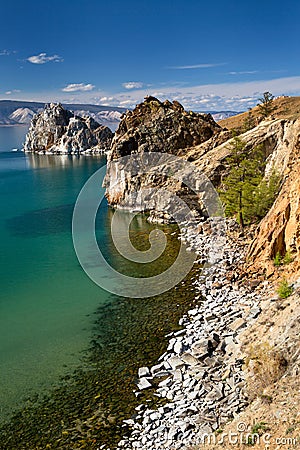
[
  {"x1": 0, "y1": 127, "x2": 195, "y2": 440},
  {"x1": 0, "y1": 127, "x2": 116, "y2": 419}
]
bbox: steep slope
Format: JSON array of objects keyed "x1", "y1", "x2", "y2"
[
  {"x1": 186, "y1": 117, "x2": 299, "y2": 185},
  {"x1": 218, "y1": 95, "x2": 300, "y2": 130},
  {"x1": 247, "y1": 118, "x2": 300, "y2": 277},
  {"x1": 24, "y1": 103, "x2": 113, "y2": 154}
]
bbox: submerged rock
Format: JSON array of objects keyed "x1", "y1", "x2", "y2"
[{"x1": 23, "y1": 103, "x2": 113, "y2": 154}]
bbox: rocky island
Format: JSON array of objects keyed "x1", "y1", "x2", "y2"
[{"x1": 23, "y1": 102, "x2": 113, "y2": 154}]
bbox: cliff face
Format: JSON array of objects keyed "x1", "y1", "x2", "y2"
[
  {"x1": 247, "y1": 119, "x2": 300, "y2": 276},
  {"x1": 108, "y1": 96, "x2": 220, "y2": 158},
  {"x1": 24, "y1": 103, "x2": 113, "y2": 154},
  {"x1": 104, "y1": 96, "x2": 300, "y2": 222},
  {"x1": 104, "y1": 97, "x2": 221, "y2": 220},
  {"x1": 186, "y1": 118, "x2": 298, "y2": 185}
]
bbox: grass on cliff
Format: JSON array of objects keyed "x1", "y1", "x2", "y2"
[
  {"x1": 274, "y1": 250, "x2": 293, "y2": 267},
  {"x1": 244, "y1": 342, "x2": 288, "y2": 401},
  {"x1": 277, "y1": 278, "x2": 293, "y2": 299},
  {"x1": 218, "y1": 96, "x2": 300, "y2": 131}
]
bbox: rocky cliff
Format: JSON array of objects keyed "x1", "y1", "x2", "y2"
[
  {"x1": 104, "y1": 96, "x2": 300, "y2": 223},
  {"x1": 108, "y1": 96, "x2": 220, "y2": 158},
  {"x1": 104, "y1": 96, "x2": 222, "y2": 220},
  {"x1": 247, "y1": 118, "x2": 300, "y2": 277},
  {"x1": 23, "y1": 103, "x2": 113, "y2": 154}
]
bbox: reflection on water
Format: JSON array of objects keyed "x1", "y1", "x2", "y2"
[
  {"x1": 27, "y1": 153, "x2": 104, "y2": 170},
  {"x1": 0, "y1": 151, "x2": 105, "y2": 176}
]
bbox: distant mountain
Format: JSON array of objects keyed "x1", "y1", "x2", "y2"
[
  {"x1": 0, "y1": 100, "x2": 241, "y2": 130},
  {"x1": 208, "y1": 111, "x2": 241, "y2": 121},
  {"x1": 0, "y1": 100, "x2": 127, "y2": 131},
  {"x1": 9, "y1": 107, "x2": 36, "y2": 124}
]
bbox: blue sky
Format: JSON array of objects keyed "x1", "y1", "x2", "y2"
[{"x1": 1, "y1": 0, "x2": 300, "y2": 111}]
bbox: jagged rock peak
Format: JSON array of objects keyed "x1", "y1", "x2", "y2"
[
  {"x1": 111, "y1": 96, "x2": 221, "y2": 158},
  {"x1": 104, "y1": 97, "x2": 222, "y2": 219},
  {"x1": 23, "y1": 103, "x2": 113, "y2": 155}
]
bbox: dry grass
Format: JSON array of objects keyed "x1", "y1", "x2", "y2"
[
  {"x1": 244, "y1": 342, "x2": 288, "y2": 401},
  {"x1": 218, "y1": 96, "x2": 300, "y2": 131}
]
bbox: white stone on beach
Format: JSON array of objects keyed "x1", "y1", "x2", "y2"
[
  {"x1": 137, "y1": 378, "x2": 152, "y2": 390},
  {"x1": 138, "y1": 367, "x2": 150, "y2": 377}
]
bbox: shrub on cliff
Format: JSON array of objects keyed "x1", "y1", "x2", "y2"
[
  {"x1": 277, "y1": 278, "x2": 293, "y2": 299},
  {"x1": 258, "y1": 91, "x2": 277, "y2": 118}
]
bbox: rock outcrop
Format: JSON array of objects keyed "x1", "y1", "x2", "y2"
[
  {"x1": 247, "y1": 118, "x2": 300, "y2": 276},
  {"x1": 23, "y1": 103, "x2": 113, "y2": 154},
  {"x1": 104, "y1": 96, "x2": 300, "y2": 223},
  {"x1": 185, "y1": 118, "x2": 299, "y2": 185},
  {"x1": 108, "y1": 96, "x2": 220, "y2": 158},
  {"x1": 104, "y1": 97, "x2": 221, "y2": 220}
]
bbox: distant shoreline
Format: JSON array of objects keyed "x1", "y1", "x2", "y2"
[{"x1": 0, "y1": 124, "x2": 28, "y2": 128}]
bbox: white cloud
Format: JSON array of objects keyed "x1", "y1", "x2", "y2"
[
  {"x1": 122, "y1": 81, "x2": 144, "y2": 89},
  {"x1": 119, "y1": 100, "x2": 134, "y2": 105},
  {"x1": 23, "y1": 75, "x2": 300, "y2": 113},
  {"x1": 5, "y1": 89, "x2": 21, "y2": 95},
  {"x1": 167, "y1": 63, "x2": 225, "y2": 69},
  {"x1": 99, "y1": 96, "x2": 114, "y2": 102},
  {"x1": 27, "y1": 53, "x2": 63, "y2": 64},
  {"x1": 228, "y1": 71, "x2": 258, "y2": 75},
  {"x1": 62, "y1": 83, "x2": 95, "y2": 92},
  {"x1": 0, "y1": 49, "x2": 10, "y2": 56},
  {"x1": 109, "y1": 76, "x2": 300, "y2": 110}
]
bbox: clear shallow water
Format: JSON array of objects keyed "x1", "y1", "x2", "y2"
[
  {"x1": 0, "y1": 127, "x2": 195, "y2": 443},
  {"x1": 0, "y1": 127, "x2": 199, "y2": 449},
  {"x1": 0, "y1": 127, "x2": 114, "y2": 418}
]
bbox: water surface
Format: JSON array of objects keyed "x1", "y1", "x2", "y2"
[
  {"x1": 0, "y1": 127, "x2": 197, "y2": 449},
  {"x1": 0, "y1": 127, "x2": 113, "y2": 418}
]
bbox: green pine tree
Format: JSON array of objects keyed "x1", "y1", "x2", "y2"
[
  {"x1": 243, "y1": 108, "x2": 256, "y2": 132},
  {"x1": 258, "y1": 91, "x2": 277, "y2": 118},
  {"x1": 219, "y1": 137, "x2": 281, "y2": 227},
  {"x1": 249, "y1": 169, "x2": 282, "y2": 220},
  {"x1": 220, "y1": 137, "x2": 265, "y2": 227}
]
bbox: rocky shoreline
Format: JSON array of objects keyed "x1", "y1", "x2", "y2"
[{"x1": 108, "y1": 217, "x2": 269, "y2": 450}]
